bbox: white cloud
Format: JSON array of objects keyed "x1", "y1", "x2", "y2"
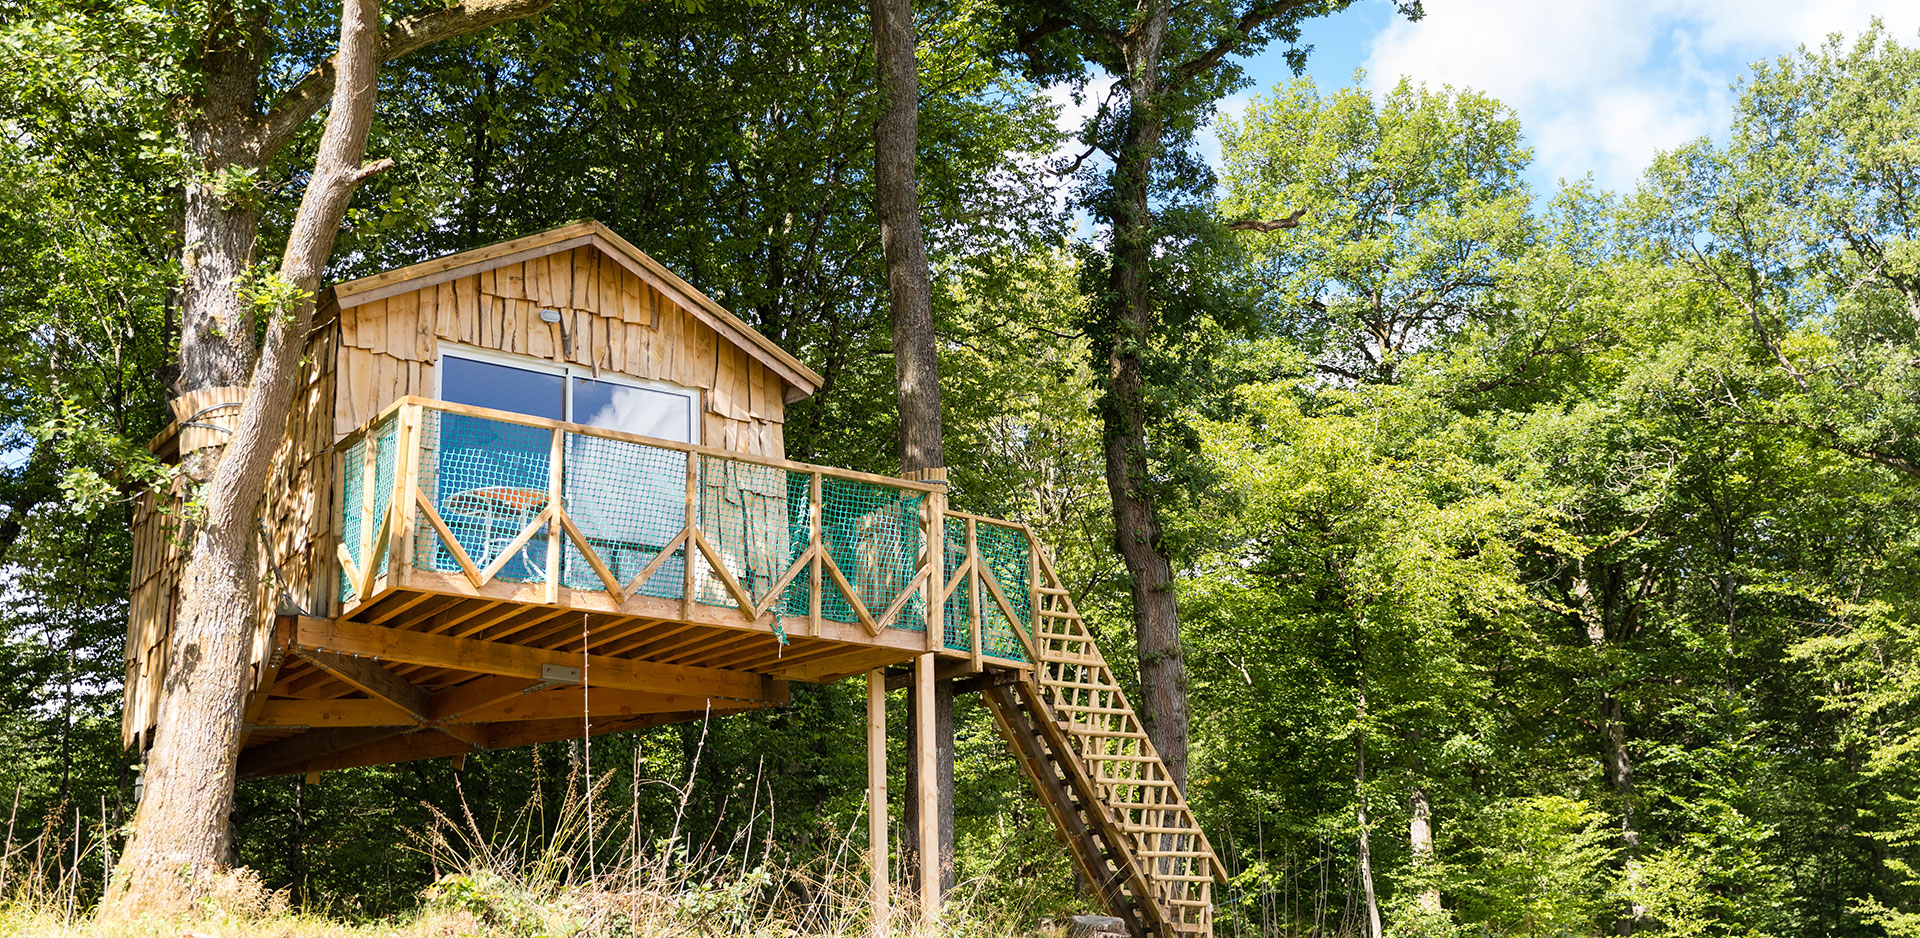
[{"x1": 1362, "y1": 1, "x2": 1920, "y2": 193}]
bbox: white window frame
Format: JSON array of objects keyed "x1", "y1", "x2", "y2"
[{"x1": 435, "y1": 341, "x2": 701, "y2": 445}]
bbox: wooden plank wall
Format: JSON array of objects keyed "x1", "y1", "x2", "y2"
[
  {"x1": 122, "y1": 326, "x2": 337, "y2": 747},
  {"x1": 333, "y1": 245, "x2": 788, "y2": 457},
  {"x1": 122, "y1": 483, "x2": 184, "y2": 747}
]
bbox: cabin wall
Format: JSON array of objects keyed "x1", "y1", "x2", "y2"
[
  {"x1": 122, "y1": 327, "x2": 337, "y2": 748},
  {"x1": 332, "y1": 246, "x2": 788, "y2": 458},
  {"x1": 123, "y1": 481, "x2": 184, "y2": 748}
]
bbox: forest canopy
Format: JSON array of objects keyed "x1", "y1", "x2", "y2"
[{"x1": 1, "y1": 1, "x2": 1918, "y2": 934}]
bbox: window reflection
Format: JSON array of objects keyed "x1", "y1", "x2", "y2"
[
  {"x1": 439, "y1": 356, "x2": 564, "y2": 420},
  {"x1": 572, "y1": 378, "x2": 693, "y2": 443}
]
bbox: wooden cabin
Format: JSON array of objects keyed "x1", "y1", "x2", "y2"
[{"x1": 122, "y1": 221, "x2": 1223, "y2": 938}]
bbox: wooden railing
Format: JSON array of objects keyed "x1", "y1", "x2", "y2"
[{"x1": 334, "y1": 397, "x2": 1037, "y2": 665}]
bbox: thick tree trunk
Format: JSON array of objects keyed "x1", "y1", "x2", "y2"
[
  {"x1": 872, "y1": 0, "x2": 953, "y2": 902},
  {"x1": 105, "y1": 0, "x2": 386, "y2": 914},
  {"x1": 873, "y1": 0, "x2": 941, "y2": 475},
  {"x1": 175, "y1": 9, "x2": 267, "y2": 397},
  {"x1": 1101, "y1": 12, "x2": 1191, "y2": 790}
]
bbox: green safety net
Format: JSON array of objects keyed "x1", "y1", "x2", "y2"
[
  {"x1": 942, "y1": 519, "x2": 1031, "y2": 662},
  {"x1": 349, "y1": 405, "x2": 1030, "y2": 661},
  {"x1": 976, "y1": 521, "x2": 1032, "y2": 660},
  {"x1": 777, "y1": 476, "x2": 925, "y2": 631},
  {"x1": 559, "y1": 427, "x2": 691, "y2": 598},
  {"x1": 337, "y1": 414, "x2": 400, "y2": 602},
  {"x1": 414, "y1": 409, "x2": 558, "y2": 586}
]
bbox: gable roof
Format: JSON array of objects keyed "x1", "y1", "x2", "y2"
[{"x1": 325, "y1": 220, "x2": 824, "y2": 398}]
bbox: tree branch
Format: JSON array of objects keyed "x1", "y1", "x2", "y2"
[
  {"x1": 259, "y1": 0, "x2": 559, "y2": 160},
  {"x1": 1015, "y1": 0, "x2": 1126, "y2": 62},
  {"x1": 1167, "y1": 0, "x2": 1314, "y2": 93},
  {"x1": 1226, "y1": 208, "x2": 1304, "y2": 232}
]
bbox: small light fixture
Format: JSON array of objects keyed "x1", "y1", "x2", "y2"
[{"x1": 539, "y1": 308, "x2": 563, "y2": 323}]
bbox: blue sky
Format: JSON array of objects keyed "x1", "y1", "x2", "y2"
[{"x1": 1059, "y1": 0, "x2": 1920, "y2": 201}]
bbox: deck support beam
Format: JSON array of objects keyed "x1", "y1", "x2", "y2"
[
  {"x1": 913, "y1": 652, "x2": 940, "y2": 926},
  {"x1": 867, "y1": 668, "x2": 890, "y2": 938}
]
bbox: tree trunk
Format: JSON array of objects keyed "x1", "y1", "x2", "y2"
[
  {"x1": 873, "y1": 0, "x2": 941, "y2": 475},
  {"x1": 105, "y1": 0, "x2": 386, "y2": 914},
  {"x1": 1574, "y1": 566, "x2": 1645, "y2": 935},
  {"x1": 1408, "y1": 783, "x2": 1439, "y2": 910},
  {"x1": 1100, "y1": 22, "x2": 1191, "y2": 790},
  {"x1": 174, "y1": 6, "x2": 270, "y2": 398},
  {"x1": 1408, "y1": 729, "x2": 1441, "y2": 912},
  {"x1": 1354, "y1": 674, "x2": 1382, "y2": 938},
  {"x1": 872, "y1": 0, "x2": 953, "y2": 902}
]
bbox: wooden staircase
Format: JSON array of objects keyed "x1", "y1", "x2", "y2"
[{"x1": 984, "y1": 549, "x2": 1224, "y2": 938}]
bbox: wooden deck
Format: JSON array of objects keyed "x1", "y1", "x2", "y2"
[{"x1": 237, "y1": 397, "x2": 1037, "y2": 777}]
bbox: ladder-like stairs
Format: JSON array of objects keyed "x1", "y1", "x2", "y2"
[{"x1": 984, "y1": 550, "x2": 1224, "y2": 938}]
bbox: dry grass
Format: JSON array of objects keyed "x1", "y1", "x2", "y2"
[{"x1": 2, "y1": 742, "x2": 1065, "y2": 938}]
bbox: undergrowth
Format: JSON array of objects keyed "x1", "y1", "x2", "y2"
[{"x1": 1, "y1": 741, "x2": 1064, "y2": 938}]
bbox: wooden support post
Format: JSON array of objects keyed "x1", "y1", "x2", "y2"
[
  {"x1": 867, "y1": 668, "x2": 890, "y2": 938},
  {"x1": 544, "y1": 427, "x2": 565, "y2": 603},
  {"x1": 913, "y1": 652, "x2": 940, "y2": 925}
]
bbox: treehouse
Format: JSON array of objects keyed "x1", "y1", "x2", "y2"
[{"x1": 123, "y1": 221, "x2": 1222, "y2": 937}]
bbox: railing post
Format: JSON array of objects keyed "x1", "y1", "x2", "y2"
[
  {"x1": 966, "y1": 517, "x2": 982, "y2": 671},
  {"x1": 388, "y1": 405, "x2": 420, "y2": 588},
  {"x1": 682, "y1": 453, "x2": 701, "y2": 618},
  {"x1": 926, "y1": 493, "x2": 944, "y2": 654},
  {"x1": 545, "y1": 427, "x2": 564, "y2": 604},
  {"x1": 809, "y1": 472, "x2": 823, "y2": 634}
]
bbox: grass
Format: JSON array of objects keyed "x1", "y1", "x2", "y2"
[{"x1": 1, "y1": 744, "x2": 1067, "y2": 938}]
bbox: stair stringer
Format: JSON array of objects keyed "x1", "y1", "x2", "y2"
[
  {"x1": 1012, "y1": 547, "x2": 1226, "y2": 937},
  {"x1": 981, "y1": 682, "x2": 1156, "y2": 938}
]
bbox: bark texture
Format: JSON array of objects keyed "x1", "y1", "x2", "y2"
[
  {"x1": 106, "y1": 0, "x2": 385, "y2": 913},
  {"x1": 873, "y1": 0, "x2": 942, "y2": 475},
  {"x1": 104, "y1": 0, "x2": 560, "y2": 915},
  {"x1": 1100, "y1": 1, "x2": 1192, "y2": 792},
  {"x1": 1572, "y1": 563, "x2": 1648, "y2": 935},
  {"x1": 174, "y1": 8, "x2": 267, "y2": 396},
  {"x1": 872, "y1": 0, "x2": 954, "y2": 900}
]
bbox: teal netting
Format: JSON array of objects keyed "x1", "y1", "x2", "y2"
[
  {"x1": 976, "y1": 521, "x2": 1031, "y2": 660},
  {"x1": 698, "y1": 455, "x2": 803, "y2": 610},
  {"x1": 943, "y1": 523, "x2": 969, "y2": 651},
  {"x1": 415, "y1": 409, "x2": 554, "y2": 585},
  {"x1": 371, "y1": 420, "x2": 398, "y2": 578},
  {"x1": 941, "y1": 519, "x2": 1032, "y2": 661},
  {"x1": 337, "y1": 436, "x2": 364, "y2": 602},
  {"x1": 561, "y1": 430, "x2": 690, "y2": 598},
  {"x1": 814, "y1": 478, "x2": 924, "y2": 631},
  {"x1": 337, "y1": 415, "x2": 399, "y2": 602}
]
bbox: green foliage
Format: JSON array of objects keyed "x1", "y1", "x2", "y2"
[
  {"x1": 1219, "y1": 77, "x2": 1533, "y2": 382},
  {"x1": 1446, "y1": 797, "x2": 1617, "y2": 936}
]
